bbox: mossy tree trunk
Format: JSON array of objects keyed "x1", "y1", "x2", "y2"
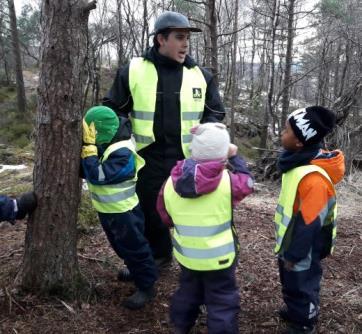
[
  {"x1": 7, "y1": 0, "x2": 26, "y2": 113},
  {"x1": 19, "y1": 0, "x2": 96, "y2": 295}
]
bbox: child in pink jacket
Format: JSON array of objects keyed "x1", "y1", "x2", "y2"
[{"x1": 157, "y1": 123, "x2": 254, "y2": 334}]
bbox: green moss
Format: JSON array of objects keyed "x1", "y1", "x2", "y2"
[
  {"x1": 0, "y1": 112, "x2": 34, "y2": 149},
  {"x1": 77, "y1": 190, "x2": 99, "y2": 233},
  {"x1": 0, "y1": 86, "x2": 37, "y2": 149},
  {"x1": 0, "y1": 86, "x2": 17, "y2": 103}
]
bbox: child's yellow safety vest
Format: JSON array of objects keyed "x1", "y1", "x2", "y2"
[
  {"x1": 164, "y1": 170, "x2": 236, "y2": 271},
  {"x1": 87, "y1": 139, "x2": 145, "y2": 213},
  {"x1": 274, "y1": 165, "x2": 337, "y2": 254}
]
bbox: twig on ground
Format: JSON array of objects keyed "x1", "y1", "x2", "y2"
[
  {"x1": 349, "y1": 245, "x2": 356, "y2": 256},
  {"x1": 339, "y1": 286, "x2": 361, "y2": 299},
  {"x1": 78, "y1": 253, "x2": 108, "y2": 263},
  {"x1": 324, "y1": 263, "x2": 337, "y2": 278},
  {"x1": 0, "y1": 249, "x2": 22, "y2": 259},
  {"x1": 57, "y1": 298, "x2": 76, "y2": 314},
  {"x1": 3, "y1": 287, "x2": 26, "y2": 313}
]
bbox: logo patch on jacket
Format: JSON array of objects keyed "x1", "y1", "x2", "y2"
[{"x1": 192, "y1": 88, "x2": 202, "y2": 99}]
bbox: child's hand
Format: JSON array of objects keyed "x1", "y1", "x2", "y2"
[
  {"x1": 228, "y1": 144, "x2": 238, "y2": 158},
  {"x1": 82, "y1": 120, "x2": 96, "y2": 145},
  {"x1": 82, "y1": 120, "x2": 97, "y2": 159},
  {"x1": 190, "y1": 125, "x2": 200, "y2": 134},
  {"x1": 284, "y1": 260, "x2": 295, "y2": 271}
]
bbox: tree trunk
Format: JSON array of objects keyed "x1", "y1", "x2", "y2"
[
  {"x1": 280, "y1": 0, "x2": 296, "y2": 129},
  {"x1": 260, "y1": 0, "x2": 280, "y2": 149},
  {"x1": 7, "y1": 0, "x2": 27, "y2": 113},
  {"x1": 230, "y1": 0, "x2": 239, "y2": 142},
  {"x1": 142, "y1": 0, "x2": 149, "y2": 51},
  {"x1": 206, "y1": 0, "x2": 219, "y2": 86},
  {"x1": 0, "y1": 14, "x2": 11, "y2": 85},
  {"x1": 19, "y1": 0, "x2": 96, "y2": 295},
  {"x1": 116, "y1": 0, "x2": 125, "y2": 67}
]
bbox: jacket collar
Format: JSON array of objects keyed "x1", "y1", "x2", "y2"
[
  {"x1": 277, "y1": 143, "x2": 321, "y2": 173},
  {"x1": 143, "y1": 46, "x2": 196, "y2": 69}
]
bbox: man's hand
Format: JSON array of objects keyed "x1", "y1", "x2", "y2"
[
  {"x1": 83, "y1": 119, "x2": 96, "y2": 145},
  {"x1": 284, "y1": 259, "x2": 295, "y2": 271}
]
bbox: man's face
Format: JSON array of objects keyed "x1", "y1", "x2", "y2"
[
  {"x1": 281, "y1": 120, "x2": 303, "y2": 151},
  {"x1": 157, "y1": 29, "x2": 190, "y2": 63}
]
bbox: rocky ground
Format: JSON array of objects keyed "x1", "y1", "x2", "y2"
[{"x1": 0, "y1": 167, "x2": 361, "y2": 333}]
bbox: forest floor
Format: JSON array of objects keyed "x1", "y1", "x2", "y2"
[{"x1": 0, "y1": 174, "x2": 361, "y2": 334}]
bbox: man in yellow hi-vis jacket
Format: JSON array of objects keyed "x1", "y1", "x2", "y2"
[{"x1": 102, "y1": 11, "x2": 225, "y2": 272}]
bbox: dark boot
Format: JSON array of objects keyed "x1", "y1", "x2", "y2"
[
  {"x1": 282, "y1": 323, "x2": 316, "y2": 334},
  {"x1": 122, "y1": 287, "x2": 156, "y2": 310},
  {"x1": 172, "y1": 327, "x2": 190, "y2": 334},
  {"x1": 16, "y1": 192, "x2": 37, "y2": 219},
  {"x1": 155, "y1": 255, "x2": 173, "y2": 270},
  {"x1": 117, "y1": 267, "x2": 133, "y2": 281},
  {"x1": 278, "y1": 307, "x2": 293, "y2": 322}
]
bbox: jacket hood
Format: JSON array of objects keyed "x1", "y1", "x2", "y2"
[
  {"x1": 170, "y1": 158, "x2": 225, "y2": 198},
  {"x1": 311, "y1": 149, "x2": 345, "y2": 184}
]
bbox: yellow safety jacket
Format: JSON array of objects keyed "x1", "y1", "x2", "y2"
[
  {"x1": 274, "y1": 165, "x2": 337, "y2": 254},
  {"x1": 164, "y1": 170, "x2": 236, "y2": 271},
  {"x1": 87, "y1": 139, "x2": 145, "y2": 213},
  {"x1": 128, "y1": 57, "x2": 207, "y2": 157}
]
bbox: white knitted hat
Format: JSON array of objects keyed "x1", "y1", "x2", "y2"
[{"x1": 190, "y1": 123, "x2": 230, "y2": 160}]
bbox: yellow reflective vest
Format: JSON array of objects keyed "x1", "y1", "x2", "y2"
[
  {"x1": 164, "y1": 170, "x2": 236, "y2": 271},
  {"x1": 274, "y1": 165, "x2": 337, "y2": 254},
  {"x1": 87, "y1": 139, "x2": 145, "y2": 213},
  {"x1": 129, "y1": 57, "x2": 207, "y2": 158}
]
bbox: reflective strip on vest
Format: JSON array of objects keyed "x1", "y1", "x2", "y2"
[
  {"x1": 164, "y1": 170, "x2": 235, "y2": 271},
  {"x1": 172, "y1": 238, "x2": 235, "y2": 259},
  {"x1": 87, "y1": 139, "x2": 145, "y2": 213},
  {"x1": 91, "y1": 186, "x2": 136, "y2": 203},
  {"x1": 175, "y1": 220, "x2": 232, "y2": 237},
  {"x1": 274, "y1": 165, "x2": 337, "y2": 254},
  {"x1": 129, "y1": 57, "x2": 207, "y2": 157}
]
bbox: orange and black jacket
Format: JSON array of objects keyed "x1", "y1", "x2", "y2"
[{"x1": 278, "y1": 148, "x2": 345, "y2": 263}]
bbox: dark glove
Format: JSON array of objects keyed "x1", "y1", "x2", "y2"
[{"x1": 16, "y1": 191, "x2": 37, "y2": 219}]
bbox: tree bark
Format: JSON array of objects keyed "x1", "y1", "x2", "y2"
[
  {"x1": 19, "y1": 0, "x2": 96, "y2": 295},
  {"x1": 260, "y1": 0, "x2": 280, "y2": 149},
  {"x1": 229, "y1": 0, "x2": 239, "y2": 142},
  {"x1": 141, "y1": 0, "x2": 149, "y2": 51},
  {"x1": 0, "y1": 12, "x2": 11, "y2": 85},
  {"x1": 7, "y1": 0, "x2": 27, "y2": 113},
  {"x1": 205, "y1": 0, "x2": 219, "y2": 86},
  {"x1": 280, "y1": 0, "x2": 296, "y2": 129},
  {"x1": 116, "y1": 0, "x2": 125, "y2": 67}
]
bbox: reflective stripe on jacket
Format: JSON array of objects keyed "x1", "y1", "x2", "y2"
[
  {"x1": 87, "y1": 139, "x2": 145, "y2": 213},
  {"x1": 164, "y1": 170, "x2": 236, "y2": 270},
  {"x1": 274, "y1": 165, "x2": 337, "y2": 254},
  {"x1": 129, "y1": 57, "x2": 207, "y2": 157}
]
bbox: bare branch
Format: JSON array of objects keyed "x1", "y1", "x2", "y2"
[
  {"x1": 217, "y1": 23, "x2": 251, "y2": 38},
  {"x1": 82, "y1": 0, "x2": 97, "y2": 13}
]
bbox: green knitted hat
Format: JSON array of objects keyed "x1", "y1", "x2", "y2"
[{"x1": 84, "y1": 106, "x2": 119, "y2": 144}]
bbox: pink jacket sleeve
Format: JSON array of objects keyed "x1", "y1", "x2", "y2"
[
  {"x1": 156, "y1": 182, "x2": 174, "y2": 228},
  {"x1": 227, "y1": 155, "x2": 254, "y2": 207}
]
